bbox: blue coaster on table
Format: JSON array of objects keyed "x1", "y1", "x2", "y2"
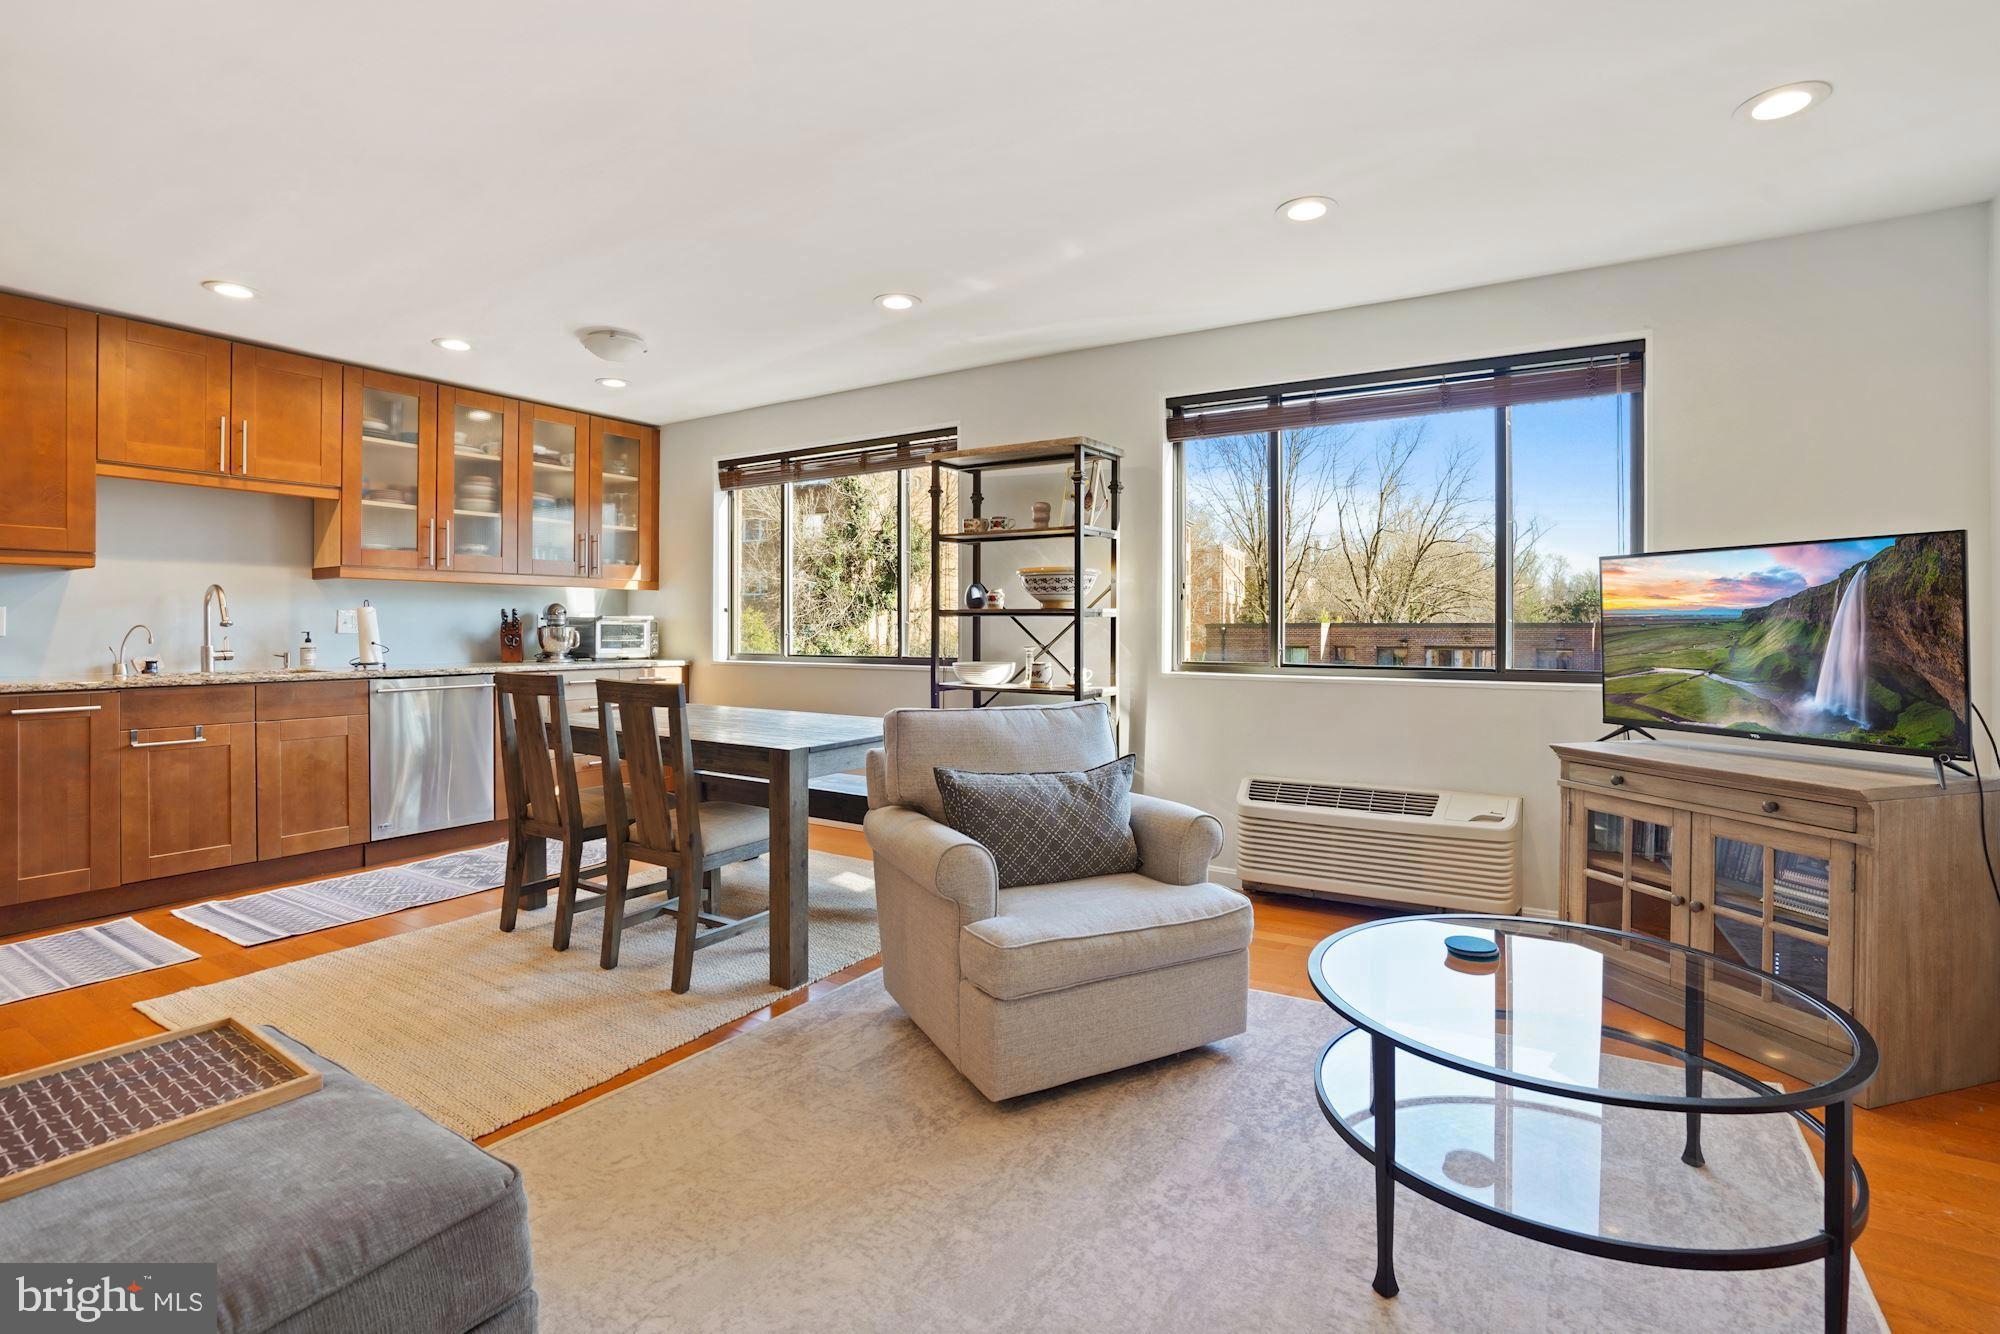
[{"x1": 1444, "y1": 934, "x2": 1500, "y2": 962}]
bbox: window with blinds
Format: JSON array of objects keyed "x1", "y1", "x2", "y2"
[
  {"x1": 1171, "y1": 342, "x2": 1642, "y2": 679},
  {"x1": 722, "y1": 428, "x2": 960, "y2": 661}
]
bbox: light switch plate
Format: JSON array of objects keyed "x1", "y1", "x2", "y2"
[
  {"x1": 0, "y1": 607, "x2": 7, "y2": 636},
  {"x1": 336, "y1": 609, "x2": 358, "y2": 634}
]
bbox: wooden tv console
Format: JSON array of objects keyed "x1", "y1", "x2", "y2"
[{"x1": 1554, "y1": 739, "x2": 2000, "y2": 1107}]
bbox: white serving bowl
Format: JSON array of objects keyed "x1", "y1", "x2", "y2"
[
  {"x1": 950, "y1": 660, "x2": 1015, "y2": 687},
  {"x1": 1017, "y1": 566, "x2": 1099, "y2": 609}
]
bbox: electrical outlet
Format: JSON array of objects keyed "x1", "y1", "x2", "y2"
[{"x1": 336, "y1": 609, "x2": 358, "y2": 634}]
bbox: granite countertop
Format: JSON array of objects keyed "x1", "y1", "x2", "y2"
[{"x1": 0, "y1": 659, "x2": 689, "y2": 695}]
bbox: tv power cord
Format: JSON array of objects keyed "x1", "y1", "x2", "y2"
[{"x1": 1970, "y1": 701, "x2": 2000, "y2": 908}]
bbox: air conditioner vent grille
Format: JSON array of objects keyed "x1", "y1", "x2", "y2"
[{"x1": 1244, "y1": 778, "x2": 1439, "y2": 818}]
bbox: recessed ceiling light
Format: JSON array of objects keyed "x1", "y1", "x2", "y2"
[
  {"x1": 596, "y1": 377, "x2": 628, "y2": 389},
  {"x1": 875, "y1": 293, "x2": 921, "y2": 311},
  {"x1": 202, "y1": 279, "x2": 257, "y2": 300},
  {"x1": 1739, "y1": 81, "x2": 1832, "y2": 122},
  {"x1": 1277, "y1": 196, "x2": 1335, "y2": 223},
  {"x1": 433, "y1": 336, "x2": 473, "y2": 352}
]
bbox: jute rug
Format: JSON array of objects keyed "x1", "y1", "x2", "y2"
[
  {"x1": 136, "y1": 853, "x2": 877, "y2": 1137},
  {"x1": 498, "y1": 975, "x2": 1887, "y2": 1334}
]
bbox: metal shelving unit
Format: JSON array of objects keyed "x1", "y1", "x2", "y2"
[{"x1": 927, "y1": 437, "x2": 1121, "y2": 729}]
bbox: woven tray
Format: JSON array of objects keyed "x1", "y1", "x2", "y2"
[{"x1": 0, "y1": 1018, "x2": 320, "y2": 1202}]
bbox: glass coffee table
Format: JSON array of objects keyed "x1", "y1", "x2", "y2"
[{"x1": 1309, "y1": 915, "x2": 1878, "y2": 1334}]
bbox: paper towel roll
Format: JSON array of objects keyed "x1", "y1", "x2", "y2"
[{"x1": 355, "y1": 605, "x2": 383, "y2": 664}]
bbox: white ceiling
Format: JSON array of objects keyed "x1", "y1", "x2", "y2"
[{"x1": 4, "y1": 2, "x2": 1997, "y2": 425}]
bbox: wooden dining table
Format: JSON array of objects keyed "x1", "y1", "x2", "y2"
[{"x1": 560, "y1": 702, "x2": 885, "y2": 989}]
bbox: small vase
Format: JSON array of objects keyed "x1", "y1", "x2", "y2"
[{"x1": 965, "y1": 581, "x2": 989, "y2": 610}]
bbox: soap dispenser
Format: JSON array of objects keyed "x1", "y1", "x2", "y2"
[{"x1": 299, "y1": 630, "x2": 318, "y2": 670}]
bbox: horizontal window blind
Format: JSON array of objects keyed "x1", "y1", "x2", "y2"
[
  {"x1": 717, "y1": 427, "x2": 957, "y2": 491},
  {"x1": 1167, "y1": 347, "x2": 1642, "y2": 442}
]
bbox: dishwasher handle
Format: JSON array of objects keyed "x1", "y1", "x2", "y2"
[{"x1": 370, "y1": 680, "x2": 496, "y2": 694}]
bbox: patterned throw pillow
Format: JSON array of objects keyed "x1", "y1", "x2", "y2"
[{"x1": 933, "y1": 755, "x2": 1140, "y2": 889}]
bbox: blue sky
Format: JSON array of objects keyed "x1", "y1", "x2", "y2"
[{"x1": 1603, "y1": 537, "x2": 1893, "y2": 613}]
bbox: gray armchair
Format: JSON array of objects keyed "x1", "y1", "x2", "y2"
[{"x1": 864, "y1": 701, "x2": 1252, "y2": 1101}]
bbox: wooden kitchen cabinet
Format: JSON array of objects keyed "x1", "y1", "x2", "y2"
[
  {"x1": 0, "y1": 295, "x2": 96, "y2": 567},
  {"x1": 254, "y1": 680, "x2": 368, "y2": 859},
  {"x1": 520, "y1": 402, "x2": 589, "y2": 580},
  {"x1": 585, "y1": 417, "x2": 659, "y2": 588},
  {"x1": 438, "y1": 387, "x2": 521, "y2": 575},
  {"x1": 119, "y1": 686, "x2": 259, "y2": 883},
  {"x1": 328, "y1": 367, "x2": 440, "y2": 573},
  {"x1": 0, "y1": 693, "x2": 120, "y2": 907},
  {"x1": 99, "y1": 316, "x2": 340, "y2": 497}
]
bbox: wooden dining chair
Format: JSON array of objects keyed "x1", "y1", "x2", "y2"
[
  {"x1": 596, "y1": 678, "x2": 773, "y2": 986},
  {"x1": 494, "y1": 672, "x2": 608, "y2": 946}
]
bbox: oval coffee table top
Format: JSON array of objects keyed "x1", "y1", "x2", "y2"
[{"x1": 1309, "y1": 915, "x2": 1878, "y2": 1113}]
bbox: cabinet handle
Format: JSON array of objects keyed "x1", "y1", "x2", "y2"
[
  {"x1": 1689, "y1": 900, "x2": 1707, "y2": 913},
  {"x1": 1670, "y1": 894, "x2": 1687, "y2": 906},
  {"x1": 1761, "y1": 800, "x2": 1780, "y2": 814},
  {"x1": 443, "y1": 519, "x2": 453, "y2": 569},
  {"x1": 427, "y1": 518, "x2": 437, "y2": 567},
  {"x1": 240, "y1": 419, "x2": 249, "y2": 474},
  {"x1": 9, "y1": 704, "x2": 103, "y2": 715},
  {"x1": 1608, "y1": 774, "x2": 1626, "y2": 787},
  {"x1": 131, "y1": 725, "x2": 205, "y2": 748},
  {"x1": 219, "y1": 415, "x2": 228, "y2": 471},
  {"x1": 588, "y1": 533, "x2": 598, "y2": 575}
]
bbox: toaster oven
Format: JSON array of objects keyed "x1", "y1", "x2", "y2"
[{"x1": 574, "y1": 615, "x2": 656, "y2": 660}]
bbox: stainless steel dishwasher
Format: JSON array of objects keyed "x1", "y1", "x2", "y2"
[{"x1": 369, "y1": 676, "x2": 496, "y2": 839}]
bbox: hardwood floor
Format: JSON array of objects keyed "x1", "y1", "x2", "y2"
[{"x1": 3, "y1": 832, "x2": 1995, "y2": 1329}]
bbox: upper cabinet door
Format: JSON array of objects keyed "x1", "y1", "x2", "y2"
[
  {"x1": 0, "y1": 294, "x2": 96, "y2": 563},
  {"x1": 342, "y1": 367, "x2": 439, "y2": 570},
  {"x1": 98, "y1": 316, "x2": 232, "y2": 475},
  {"x1": 438, "y1": 386, "x2": 520, "y2": 575},
  {"x1": 521, "y1": 403, "x2": 588, "y2": 579},
  {"x1": 232, "y1": 344, "x2": 340, "y2": 489},
  {"x1": 587, "y1": 417, "x2": 658, "y2": 587}
]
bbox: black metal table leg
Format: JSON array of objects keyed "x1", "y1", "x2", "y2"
[
  {"x1": 1682, "y1": 952, "x2": 1705, "y2": 1168},
  {"x1": 1824, "y1": 1098, "x2": 1852, "y2": 1333},
  {"x1": 1371, "y1": 1032, "x2": 1399, "y2": 1299}
]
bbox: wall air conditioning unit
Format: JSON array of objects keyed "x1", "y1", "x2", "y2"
[{"x1": 1235, "y1": 777, "x2": 1522, "y2": 913}]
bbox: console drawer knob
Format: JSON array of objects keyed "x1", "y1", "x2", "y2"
[
  {"x1": 1762, "y1": 800, "x2": 1780, "y2": 814},
  {"x1": 1609, "y1": 774, "x2": 1626, "y2": 787}
]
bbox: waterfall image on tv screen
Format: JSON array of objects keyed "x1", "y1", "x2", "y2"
[{"x1": 1601, "y1": 531, "x2": 1970, "y2": 756}]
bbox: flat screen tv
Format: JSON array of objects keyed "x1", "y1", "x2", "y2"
[{"x1": 1601, "y1": 531, "x2": 1970, "y2": 759}]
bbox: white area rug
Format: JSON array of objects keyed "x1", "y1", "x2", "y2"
[
  {"x1": 171, "y1": 839, "x2": 606, "y2": 946},
  {"x1": 136, "y1": 853, "x2": 877, "y2": 1137},
  {"x1": 498, "y1": 975, "x2": 1887, "y2": 1334},
  {"x1": 0, "y1": 918, "x2": 197, "y2": 1005}
]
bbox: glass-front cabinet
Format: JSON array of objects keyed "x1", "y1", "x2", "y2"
[
  {"x1": 587, "y1": 416, "x2": 657, "y2": 585},
  {"x1": 340, "y1": 368, "x2": 437, "y2": 570},
  {"x1": 522, "y1": 403, "x2": 587, "y2": 579},
  {"x1": 1563, "y1": 785, "x2": 1854, "y2": 1014},
  {"x1": 438, "y1": 387, "x2": 519, "y2": 574}
]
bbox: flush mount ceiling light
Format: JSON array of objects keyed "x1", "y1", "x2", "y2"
[
  {"x1": 433, "y1": 336, "x2": 473, "y2": 352},
  {"x1": 874, "y1": 293, "x2": 921, "y2": 311},
  {"x1": 201, "y1": 279, "x2": 257, "y2": 300},
  {"x1": 1277, "y1": 196, "x2": 1335, "y2": 222},
  {"x1": 596, "y1": 377, "x2": 628, "y2": 389},
  {"x1": 578, "y1": 327, "x2": 648, "y2": 363},
  {"x1": 1738, "y1": 80, "x2": 1832, "y2": 122}
]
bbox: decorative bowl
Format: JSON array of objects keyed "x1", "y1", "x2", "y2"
[
  {"x1": 1017, "y1": 566, "x2": 1099, "y2": 609},
  {"x1": 950, "y1": 660, "x2": 1015, "y2": 687}
]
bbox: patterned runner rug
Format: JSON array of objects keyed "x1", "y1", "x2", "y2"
[
  {"x1": 172, "y1": 839, "x2": 606, "y2": 946},
  {"x1": 0, "y1": 918, "x2": 198, "y2": 1006}
]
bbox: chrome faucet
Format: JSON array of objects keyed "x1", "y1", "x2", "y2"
[
  {"x1": 201, "y1": 584, "x2": 235, "y2": 672},
  {"x1": 109, "y1": 624, "x2": 153, "y2": 678}
]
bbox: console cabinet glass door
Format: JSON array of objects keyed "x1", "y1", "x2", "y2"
[
  {"x1": 343, "y1": 368, "x2": 438, "y2": 570},
  {"x1": 1569, "y1": 791, "x2": 1691, "y2": 945},
  {"x1": 1691, "y1": 816, "x2": 1853, "y2": 1009},
  {"x1": 438, "y1": 387, "x2": 519, "y2": 574},
  {"x1": 587, "y1": 417, "x2": 657, "y2": 586},
  {"x1": 522, "y1": 404, "x2": 586, "y2": 578}
]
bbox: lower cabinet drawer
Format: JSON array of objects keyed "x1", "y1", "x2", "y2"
[{"x1": 1567, "y1": 762, "x2": 1857, "y2": 833}]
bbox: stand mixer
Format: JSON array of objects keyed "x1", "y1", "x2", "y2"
[{"x1": 536, "y1": 603, "x2": 579, "y2": 661}]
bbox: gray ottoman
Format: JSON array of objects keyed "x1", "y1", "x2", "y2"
[{"x1": 0, "y1": 1030, "x2": 536, "y2": 1333}]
